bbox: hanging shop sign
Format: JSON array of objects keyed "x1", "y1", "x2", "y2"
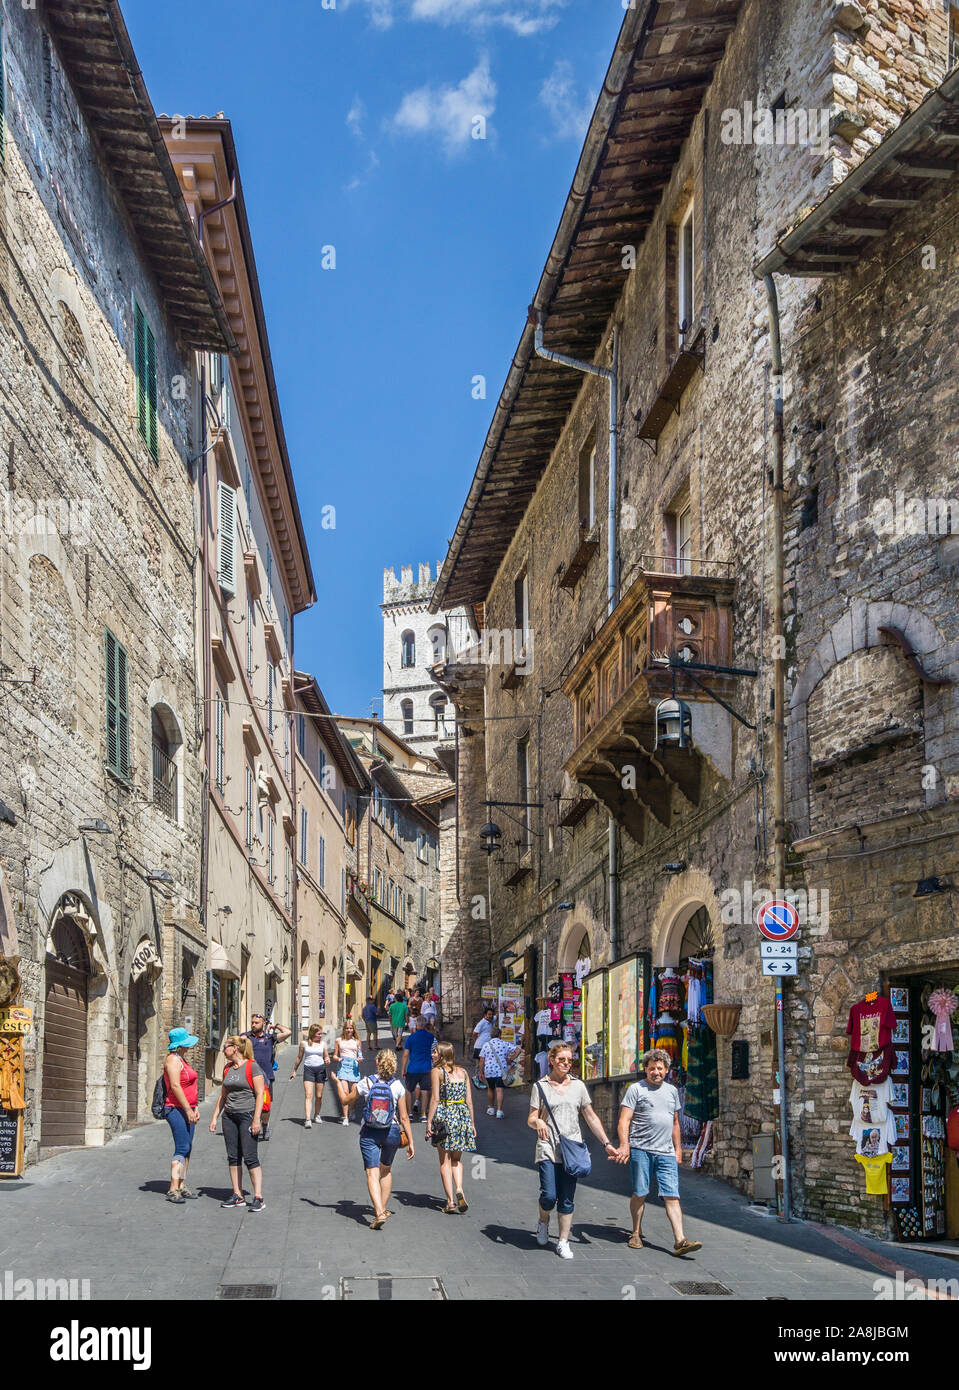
[
  {"x1": 130, "y1": 940, "x2": 160, "y2": 981},
  {"x1": 0, "y1": 1006, "x2": 32, "y2": 1034},
  {"x1": 0, "y1": 1111, "x2": 23, "y2": 1178},
  {"x1": 317, "y1": 975, "x2": 326, "y2": 1018}
]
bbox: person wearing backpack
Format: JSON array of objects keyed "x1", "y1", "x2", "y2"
[
  {"x1": 161, "y1": 1026, "x2": 201, "y2": 1204},
  {"x1": 354, "y1": 1048, "x2": 414, "y2": 1229},
  {"x1": 242, "y1": 1012, "x2": 291, "y2": 1141},
  {"x1": 209, "y1": 1035, "x2": 268, "y2": 1212}
]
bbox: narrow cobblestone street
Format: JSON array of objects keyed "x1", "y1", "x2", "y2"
[{"x1": 3, "y1": 1041, "x2": 957, "y2": 1303}]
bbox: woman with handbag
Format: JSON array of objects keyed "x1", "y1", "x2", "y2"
[
  {"x1": 527, "y1": 1040, "x2": 618, "y2": 1259},
  {"x1": 426, "y1": 1042, "x2": 476, "y2": 1213},
  {"x1": 209, "y1": 1035, "x2": 268, "y2": 1213}
]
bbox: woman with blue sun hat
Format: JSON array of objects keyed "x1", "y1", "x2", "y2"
[{"x1": 163, "y1": 1025, "x2": 201, "y2": 1204}]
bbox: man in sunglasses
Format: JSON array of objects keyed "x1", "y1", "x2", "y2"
[{"x1": 242, "y1": 1012, "x2": 292, "y2": 1140}]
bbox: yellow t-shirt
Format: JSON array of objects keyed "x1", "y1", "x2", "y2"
[{"x1": 855, "y1": 1151, "x2": 891, "y2": 1195}]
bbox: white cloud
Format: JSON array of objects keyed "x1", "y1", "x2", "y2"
[
  {"x1": 346, "y1": 97, "x2": 366, "y2": 138},
  {"x1": 391, "y1": 57, "x2": 496, "y2": 154},
  {"x1": 539, "y1": 59, "x2": 595, "y2": 141},
  {"x1": 349, "y1": 0, "x2": 565, "y2": 35}
]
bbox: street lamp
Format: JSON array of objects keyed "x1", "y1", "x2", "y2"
[
  {"x1": 654, "y1": 697, "x2": 692, "y2": 750},
  {"x1": 480, "y1": 821, "x2": 502, "y2": 856}
]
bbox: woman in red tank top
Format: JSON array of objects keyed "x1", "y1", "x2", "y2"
[{"x1": 164, "y1": 1026, "x2": 200, "y2": 1204}]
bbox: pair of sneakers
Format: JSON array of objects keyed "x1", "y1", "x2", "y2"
[
  {"x1": 536, "y1": 1221, "x2": 573, "y2": 1259},
  {"x1": 220, "y1": 1194, "x2": 266, "y2": 1213},
  {"x1": 485, "y1": 1106, "x2": 505, "y2": 1118}
]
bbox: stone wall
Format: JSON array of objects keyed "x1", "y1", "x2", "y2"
[{"x1": 0, "y1": 6, "x2": 204, "y2": 1160}]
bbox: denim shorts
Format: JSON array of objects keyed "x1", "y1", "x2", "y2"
[
  {"x1": 630, "y1": 1148, "x2": 680, "y2": 1199},
  {"x1": 359, "y1": 1124, "x2": 401, "y2": 1170},
  {"x1": 304, "y1": 1064, "x2": 327, "y2": 1084}
]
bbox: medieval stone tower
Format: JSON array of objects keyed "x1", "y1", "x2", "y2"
[{"x1": 382, "y1": 563, "x2": 474, "y2": 758}]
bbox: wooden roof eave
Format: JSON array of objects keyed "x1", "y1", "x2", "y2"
[{"x1": 431, "y1": 0, "x2": 745, "y2": 614}]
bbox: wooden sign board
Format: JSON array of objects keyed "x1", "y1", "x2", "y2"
[
  {"x1": 0, "y1": 1110, "x2": 23, "y2": 1177},
  {"x1": 0, "y1": 1006, "x2": 32, "y2": 1034}
]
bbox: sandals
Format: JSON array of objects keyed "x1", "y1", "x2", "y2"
[
  {"x1": 165, "y1": 1190, "x2": 185, "y2": 1205},
  {"x1": 443, "y1": 1202, "x2": 458, "y2": 1214},
  {"x1": 455, "y1": 1190, "x2": 469, "y2": 1213},
  {"x1": 371, "y1": 1213, "x2": 388, "y2": 1230},
  {"x1": 628, "y1": 1232, "x2": 643, "y2": 1249}
]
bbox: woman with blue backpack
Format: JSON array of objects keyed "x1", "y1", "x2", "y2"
[{"x1": 355, "y1": 1049, "x2": 414, "y2": 1229}]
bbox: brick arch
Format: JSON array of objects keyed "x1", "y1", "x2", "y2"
[
  {"x1": 650, "y1": 866, "x2": 723, "y2": 967},
  {"x1": 786, "y1": 601, "x2": 957, "y2": 839}
]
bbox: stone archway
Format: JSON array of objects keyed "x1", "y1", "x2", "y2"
[
  {"x1": 557, "y1": 920, "x2": 592, "y2": 974},
  {"x1": 650, "y1": 866, "x2": 723, "y2": 968}
]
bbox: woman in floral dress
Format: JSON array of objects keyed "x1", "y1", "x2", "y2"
[{"x1": 426, "y1": 1042, "x2": 477, "y2": 1213}]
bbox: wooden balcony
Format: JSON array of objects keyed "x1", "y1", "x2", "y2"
[{"x1": 562, "y1": 562, "x2": 736, "y2": 845}]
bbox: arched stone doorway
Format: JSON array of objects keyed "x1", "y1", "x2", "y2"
[
  {"x1": 42, "y1": 902, "x2": 93, "y2": 1148},
  {"x1": 558, "y1": 922, "x2": 592, "y2": 975}
]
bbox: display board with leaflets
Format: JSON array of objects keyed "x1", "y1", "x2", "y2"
[
  {"x1": 579, "y1": 955, "x2": 650, "y2": 1081},
  {"x1": 498, "y1": 984, "x2": 523, "y2": 1043}
]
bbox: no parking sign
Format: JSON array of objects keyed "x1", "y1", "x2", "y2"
[{"x1": 756, "y1": 899, "x2": 800, "y2": 941}]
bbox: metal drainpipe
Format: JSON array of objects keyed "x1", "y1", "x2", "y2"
[
  {"x1": 533, "y1": 314, "x2": 620, "y2": 964},
  {"x1": 763, "y1": 272, "x2": 791, "y2": 1224}
]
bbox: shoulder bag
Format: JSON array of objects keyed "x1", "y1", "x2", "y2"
[
  {"x1": 430, "y1": 1070, "x2": 450, "y2": 1147},
  {"x1": 536, "y1": 1081, "x2": 591, "y2": 1178}
]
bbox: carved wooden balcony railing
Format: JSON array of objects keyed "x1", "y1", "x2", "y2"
[{"x1": 561, "y1": 562, "x2": 736, "y2": 845}]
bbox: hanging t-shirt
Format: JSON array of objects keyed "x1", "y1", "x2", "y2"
[
  {"x1": 846, "y1": 1045, "x2": 893, "y2": 1086},
  {"x1": 849, "y1": 1078, "x2": 893, "y2": 1125},
  {"x1": 574, "y1": 958, "x2": 592, "y2": 989},
  {"x1": 849, "y1": 1112, "x2": 897, "y2": 1157},
  {"x1": 847, "y1": 997, "x2": 895, "y2": 1054},
  {"x1": 855, "y1": 1152, "x2": 891, "y2": 1195}
]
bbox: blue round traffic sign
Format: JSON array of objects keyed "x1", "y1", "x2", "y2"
[{"x1": 756, "y1": 899, "x2": 800, "y2": 940}]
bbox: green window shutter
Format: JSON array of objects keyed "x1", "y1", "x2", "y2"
[
  {"x1": 105, "y1": 629, "x2": 117, "y2": 772},
  {"x1": 146, "y1": 321, "x2": 158, "y2": 461},
  {"x1": 134, "y1": 301, "x2": 146, "y2": 443},
  {"x1": 105, "y1": 629, "x2": 130, "y2": 778},
  {"x1": 1, "y1": 13, "x2": 6, "y2": 165},
  {"x1": 134, "y1": 299, "x2": 159, "y2": 461}
]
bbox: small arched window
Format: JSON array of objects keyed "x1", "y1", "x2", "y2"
[
  {"x1": 430, "y1": 694, "x2": 448, "y2": 737},
  {"x1": 401, "y1": 699, "x2": 414, "y2": 736},
  {"x1": 401, "y1": 630, "x2": 415, "y2": 668},
  {"x1": 428, "y1": 624, "x2": 447, "y2": 664}
]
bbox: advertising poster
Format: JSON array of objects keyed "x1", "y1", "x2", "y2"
[
  {"x1": 318, "y1": 975, "x2": 326, "y2": 1018},
  {"x1": 608, "y1": 955, "x2": 639, "y2": 1078},
  {"x1": 581, "y1": 969, "x2": 606, "y2": 1080},
  {"x1": 498, "y1": 984, "x2": 522, "y2": 1038}
]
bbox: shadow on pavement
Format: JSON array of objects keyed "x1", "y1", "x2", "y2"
[
  {"x1": 479, "y1": 1223, "x2": 541, "y2": 1250},
  {"x1": 313, "y1": 1198, "x2": 371, "y2": 1228}
]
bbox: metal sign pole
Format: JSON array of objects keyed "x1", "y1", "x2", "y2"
[{"x1": 776, "y1": 974, "x2": 791, "y2": 1222}]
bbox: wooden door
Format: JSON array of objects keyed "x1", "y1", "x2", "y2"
[
  {"x1": 41, "y1": 960, "x2": 88, "y2": 1147},
  {"x1": 126, "y1": 978, "x2": 144, "y2": 1123}
]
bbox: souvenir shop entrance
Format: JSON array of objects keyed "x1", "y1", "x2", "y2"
[
  {"x1": 655, "y1": 907, "x2": 719, "y2": 1169},
  {"x1": 885, "y1": 968, "x2": 959, "y2": 1244}
]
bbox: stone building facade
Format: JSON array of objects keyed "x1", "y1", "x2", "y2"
[
  {"x1": 382, "y1": 563, "x2": 476, "y2": 760},
  {"x1": 161, "y1": 117, "x2": 315, "y2": 1076},
  {"x1": 0, "y1": 3, "x2": 231, "y2": 1160},
  {"x1": 432, "y1": 0, "x2": 959, "y2": 1239},
  {"x1": 337, "y1": 717, "x2": 450, "y2": 1003},
  {"x1": 293, "y1": 672, "x2": 367, "y2": 1038}
]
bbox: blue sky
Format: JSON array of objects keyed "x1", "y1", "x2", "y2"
[{"x1": 124, "y1": 0, "x2": 625, "y2": 717}]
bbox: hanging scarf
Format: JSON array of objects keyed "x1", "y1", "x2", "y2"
[{"x1": 929, "y1": 988, "x2": 958, "y2": 1053}]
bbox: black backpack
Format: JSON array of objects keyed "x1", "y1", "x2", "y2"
[{"x1": 151, "y1": 1076, "x2": 166, "y2": 1119}]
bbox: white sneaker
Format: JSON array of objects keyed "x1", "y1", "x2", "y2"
[
  {"x1": 556, "y1": 1240, "x2": 574, "y2": 1261},
  {"x1": 313, "y1": 1115, "x2": 322, "y2": 1123},
  {"x1": 496, "y1": 1109, "x2": 504, "y2": 1119},
  {"x1": 487, "y1": 1106, "x2": 495, "y2": 1117},
  {"x1": 341, "y1": 1116, "x2": 349, "y2": 1125},
  {"x1": 305, "y1": 1118, "x2": 312, "y2": 1129},
  {"x1": 535, "y1": 1220, "x2": 549, "y2": 1247}
]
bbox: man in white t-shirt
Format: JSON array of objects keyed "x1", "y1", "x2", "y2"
[
  {"x1": 615, "y1": 1048, "x2": 702, "y2": 1257},
  {"x1": 472, "y1": 1007, "x2": 496, "y2": 1061}
]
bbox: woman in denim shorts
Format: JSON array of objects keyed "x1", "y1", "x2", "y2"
[
  {"x1": 355, "y1": 1050, "x2": 415, "y2": 1229},
  {"x1": 290, "y1": 1023, "x2": 330, "y2": 1127}
]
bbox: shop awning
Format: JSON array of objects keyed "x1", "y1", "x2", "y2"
[{"x1": 208, "y1": 942, "x2": 239, "y2": 978}]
